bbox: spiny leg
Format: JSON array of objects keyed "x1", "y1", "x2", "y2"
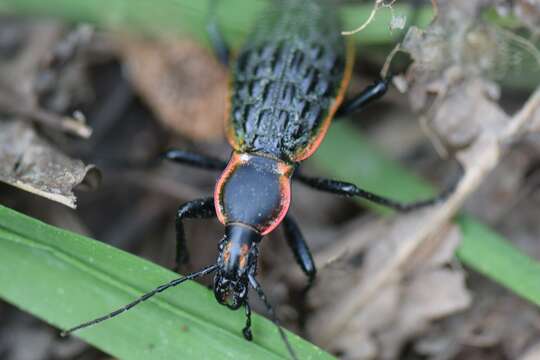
[
  {"x1": 161, "y1": 149, "x2": 227, "y2": 171},
  {"x1": 295, "y1": 167, "x2": 461, "y2": 212},
  {"x1": 336, "y1": 77, "x2": 391, "y2": 118},
  {"x1": 282, "y1": 215, "x2": 316, "y2": 293},
  {"x1": 175, "y1": 197, "x2": 216, "y2": 271},
  {"x1": 207, "y1": 0, "x2": 230, "y2": 66},
  {"x1": 242, "y1": 302, "x2": 253, "y2": 341}
]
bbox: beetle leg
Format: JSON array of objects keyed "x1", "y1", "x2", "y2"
[
  {"x1": 161, "y1": 148, "x2": 227, "y2": 171},
  {"x1": 282, "y1": 215, "x2": 316, "y2": 293},
  {"x1": 242, "y1": 302, "x2": 253, "y2": 341},
  {"x1": 248, "y1": 273, "x2": 299, "y2": 360},
  {"x1": 295, "y1": 169, "x2": 461, "y2": 212},
  {"x1": 175, "y1": 197, "x2": 216, "y2": 271},
  {"x1": 207, "y1": 0, "x2": 230, "y2": 66},
  {"x1": 336, "y1": 77, "x2": 391, "y2": 118}
]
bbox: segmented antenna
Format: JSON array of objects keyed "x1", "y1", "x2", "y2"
[
  {"x1": 248, "y1": 273, "x2": 299, "y2": 360},
  {"x1": 61, "y1": 264, "x2": 219, "y2": 336}
]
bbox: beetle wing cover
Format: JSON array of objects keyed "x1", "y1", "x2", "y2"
[{"x1": 226, "y1": 0, "x2": 348, "y2": 162}]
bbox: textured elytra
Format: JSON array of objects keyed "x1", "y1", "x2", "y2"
[{"x1": 228, "y1": 0, "x2": 347, "y2": 162}]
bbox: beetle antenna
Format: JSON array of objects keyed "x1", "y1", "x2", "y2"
[
  {"x1": 248, "y1": 273, "x2": 299, "y2": 360},
  {"x1": 61, "y1": 264, "x2": 219, "y2": 336}
]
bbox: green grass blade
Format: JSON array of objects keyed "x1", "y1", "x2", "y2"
[
  {"x1": 457, "y1": 216, "x2": 540, "y2": 306},
  {"x1": 312, "y1": 122, "x2": 540, "y2": 306},
  {"x1": 0, "y1": 204, "x2": 334, "y2": 360}
]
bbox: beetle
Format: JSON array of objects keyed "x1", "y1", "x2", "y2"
[{"x1": 63, "y1": 0, "x2": 458, "y2": 358}]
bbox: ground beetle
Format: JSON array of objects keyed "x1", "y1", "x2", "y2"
[{"x1": 63, "y1": 0, "x2": 458, "y2": 358}]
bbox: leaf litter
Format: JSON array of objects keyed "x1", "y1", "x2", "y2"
[
  {"x1": 0, "y1": 120, "x2": 97, "y2": 208},
  {"x1": 118, "y1": 36, "x2": 227, "y2": 142},
  {"x1": 0, "y1": 20, "x2": 98, "y2": 208},
  {"x1": 283, "y1": 0, "x2": 540, "y2": 358}
]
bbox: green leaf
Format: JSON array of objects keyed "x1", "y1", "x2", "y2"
[
  {"x1": 0, "y1": 204, "x2": 334, "y2": 360},
  {"x1": 312, "y1": 122, "x2": 540, "y2": 307},
  {"x1": 457, "y1": 216, "x2": 540, "y2": 306}
]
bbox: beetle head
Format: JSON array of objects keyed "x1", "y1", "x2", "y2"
[{"x1": 214, "y1": 224, "x2": 260, "y2": 309}]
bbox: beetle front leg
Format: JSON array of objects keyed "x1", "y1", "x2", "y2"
[
  {"x1": 282, "y1": 215, "x2": 317, "y2": 293},
  {"x1": 175, "y1": 197, "x2": 216, "y2": 271},
  {"x1": 161, "y1": 148, "x2": 227, "y2": 171}
]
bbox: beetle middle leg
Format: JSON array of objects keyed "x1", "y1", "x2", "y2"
[
  {"x1": 336, "y1": 76, "x2": 391, "y2": 117},
  {"x1": 175, "y1": 197, "x2": 216, "y2": 271},
  {"x1": 162, "y1": 148, "x2": 226, "y2": 171},
  {"x1": 295, "y1": 171, "x2": 461, "y2": 212},
  {"x1": 282, "y1": 215, "x2": 316, "y2": 293}
]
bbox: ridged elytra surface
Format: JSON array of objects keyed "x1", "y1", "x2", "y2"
[{"x1": 227, "y1": 0, "x2": 348, "y2": 162}]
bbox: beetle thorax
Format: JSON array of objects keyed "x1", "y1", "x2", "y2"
[{"x1": 214, "y1": 152, "x2": 294, "y2": 235}]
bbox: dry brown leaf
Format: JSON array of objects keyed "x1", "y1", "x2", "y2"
[
  {"x1": 0, "y1": 120, "x2": 98, "y2": 208},
  {"x1": 414, "y1": 285, "x2": 540, "y2": 360},
  {"x1": 119, "y1": 37, "x2": 227, "y2": 141},
  {"x1": 520, "y1": 342, "x2": 540, "y2": 360},
  {"x1": 377, "y1": 269, "x2": 470, "y2": 360},
  {"x1": 0, "y1": 21, "x2": 98, "y2": 207},
  {"x1": 0, "y1": 21, "x2": 92, "y2": 138},
  {"x1": 333, "y1": 284, "x2": 400, "y2": 360},
  {"x1": 306, "y1": 216, "x2": 471, "y2": 359}
]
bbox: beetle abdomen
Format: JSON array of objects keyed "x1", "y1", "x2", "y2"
[{"x1": 226, "y1": 0, "x2": 352, "y2": 162}]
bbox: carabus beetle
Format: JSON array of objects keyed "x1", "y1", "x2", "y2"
[{"x1": 64, "y1": 0, "x2": 458, "y2": 358}]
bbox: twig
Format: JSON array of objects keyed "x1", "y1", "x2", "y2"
[
  {"x1": 0, "y1": 91, "x2": 92, "y2": 138},
  {"x1": 380, "y1": 43, "x2": 402, "y2": 78},
  {"x1": 502, "y1": 87, "x2": 540, "y2": 141},
  {"x1": 342, "y1": 0, "x2": 398, "y2": 36}
]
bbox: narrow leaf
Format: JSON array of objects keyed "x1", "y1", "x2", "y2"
[{"x1": 0, "y1": 205, "x2": 334, "y2": 360}]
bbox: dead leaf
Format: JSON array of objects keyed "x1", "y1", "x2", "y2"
[
  {"x1": 0, "y1": 21, "x2": 99, "y2": 206},
  {"x1": 520, "y1": 342, "x2": 540, "y2": 360},
  {"x1": 0, "y1": 20, "x2": 92, "y2": 138},
  {"x1": 0, "y1": 120, "x2": 98, "y2": 208},
  {"x1": 305, "y1": 212, "x2": 472, "y2": 358},
  {"x1": 377, "y1": 269, "x2": 471, "y2": 360},
  {"x1": 119, "y1": 37, "x2": 227, "y2": 141}
]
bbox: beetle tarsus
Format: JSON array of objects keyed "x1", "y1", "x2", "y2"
[{"x1": 242, "y1": 302, "x2": 253, "y2": 341}]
